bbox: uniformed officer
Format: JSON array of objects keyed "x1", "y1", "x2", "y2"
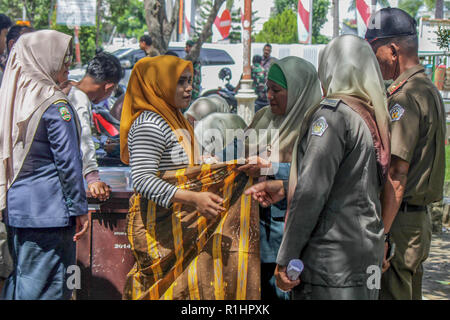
[
  {"x1": 0, "y1": 30, "x2": 89, "y2": 300},
  {"x1": 185, "y1": 40, "x2": 202, "y2": 101},
  {"x1": 251, "y1": 54, "x2": 269, "y2": 113},
  {"x1": 245, "y1": 35, "x2": 391, "y2": 300},
  {"x1": 366, "y1": 8, "x2": 446, "y2": 300}
]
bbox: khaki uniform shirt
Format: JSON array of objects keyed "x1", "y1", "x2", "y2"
[
  {"x1": 387, "y1": 65, "x2": 446, "y2": 205},
  {"x1": 277, "y1": 100, "x2": 384, "y2": 287}
]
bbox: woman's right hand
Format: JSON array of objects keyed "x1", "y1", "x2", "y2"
[
  {"x1": 244, "y1": 180, "x2": 286, "y2": 207},
  {"x1": 192, "y1": 192, "x2": 225, "y2": 219}
]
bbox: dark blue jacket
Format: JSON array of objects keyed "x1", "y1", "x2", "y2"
[{"x1": 5, "y1": 100, "x2": 88, "y2": 228}]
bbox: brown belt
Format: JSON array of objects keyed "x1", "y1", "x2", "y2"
[{"x1": 399, "y1": 202, "x2": 427, "y2": 212}]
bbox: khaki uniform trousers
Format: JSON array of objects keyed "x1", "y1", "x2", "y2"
[{"x1": 380, "y1": 209, "x2": 432, "y2": 300}]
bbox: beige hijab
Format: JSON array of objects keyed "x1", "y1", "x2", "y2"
[
  {"x1": 286, "y1": 34, "x2": 391, "y2": 207},
  {"x1": 0, "y1": 30, "x2": 72, "y2": 211},
  {"x1": 184, "y1": 95, "x2": 231, "y2": 122},
  {"x1": 194, "y1": 113, "x2": 247, "y2": 155},
  {"x1": 246, "y1": 56, "x2": 322, "y2": 163}
]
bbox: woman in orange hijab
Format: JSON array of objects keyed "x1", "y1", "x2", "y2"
[{"x1": 120, "y1": 55, "x2": 224, "y2": 217}]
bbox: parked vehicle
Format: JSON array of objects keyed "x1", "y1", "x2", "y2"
[
  {"x1": 201, "y1": 67, "x2": 238, "y2": 113},
  {"x1": 109, "y1": 45, "x2": 239, "y2": 95}
]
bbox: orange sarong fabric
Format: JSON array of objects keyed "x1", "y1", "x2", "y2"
[{"x1": 123, "y1": 163, "x2": 260, "y2": 300}]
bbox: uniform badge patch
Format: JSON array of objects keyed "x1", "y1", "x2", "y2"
[
  {"x1": 311, "y1": 116, "x2": 328, "y2": 137},
  {"x1": 58, "y1": 106, "x2": 72, "y2": 122},
  {"x1": 389, "y1": 104, "x2": 405, "y2": 122}
]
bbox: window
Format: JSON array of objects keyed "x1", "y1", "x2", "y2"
[
  {"x1": 201, "y1": 49, "x2": 235, "y2": 66},
  {"x1": 167, "y1": 47, "x2": 234, "y2": 66},
  {"x1": 112, "y1": 48, "x2": 133, "y2": 58}
]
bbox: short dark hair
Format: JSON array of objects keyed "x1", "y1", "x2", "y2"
[
  {"x1": 165, "y1": 50, "x2": 179, "y2": 57},
  {"x1": 85, "y1": 52, "x2": 124, "y2": 84},
  {"x1": 264, "y1": 43, "x2": 272, "y2": 49},
  {"x1": 6, "y1": 25, "x2": 33, "y2": 51},
  {"x1": 252, "y1": 54, "x2": 262, "y2": 65},
  {"x1": 0, "y1": 14, "x2": 12, "y2": 31},
  {"x1": 139, "y1": 35, "x2": 152, "y2": 46},
  {"x1": 372, "y1": 34, "x2": 418, "y2": 56}
]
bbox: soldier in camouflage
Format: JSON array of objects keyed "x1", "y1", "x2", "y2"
[
  {"x1": 252, "y1": 55, "x2": 269, "y2": 113},
  {"x1": 185, "y1": 40, "x2": 202, "y2": 101}
]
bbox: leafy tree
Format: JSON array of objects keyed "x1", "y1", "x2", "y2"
[
  {"x1": 255, "y1": 8, "x2": 297, "y2": 43},
  {"x1": 398, "y1": 0, "x2": 424, "y2": 19},
  {"x1": 435, "y1": 25, "x2": 450, "y2": 51},
  {"x1": 104, "y1": 0, "x2": 147, "y2": 39},
  {"x1": 183, "y1": 0, "x2": 227, "y2": 62},
  {"x1": 0, "y1": 0, "x2": 55, "y2": 28},
  {"x1": 50, "y1": 8, "x2": 97, "y2": 65},
  {"x1": 312, "y1": 0, "x2": 331, "y2": 44},
  {"x1": 193, "y1": 0, "x2": 215, "y2": 43},
  {"x1": 0, "y1": 0, "x2": 23, "y2": 21},
  {"x1": 276, "y1": 0, "x2": 331, "y2": 44},
  {"x1": 265, "y1": 0, "x2": 331, "y2": 44},
  {"x1": 424, "y1": 0, "x2": 450, "y2": 11},
  {"x1": 274, "y1": 0, "x2": 297, "y2": 15},
  {"x1": 228, "y1": 6, "x2": 259, "y2": 43}
]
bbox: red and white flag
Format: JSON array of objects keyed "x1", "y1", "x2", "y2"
[
  {"x1": 184, "y1": 0, "x2": 193, "y2": 40},
  {"x1": 356, "y1": 0, "x2": 372, "y2": 38},
  {"x1": 297, "y1": 0, "x2": 312, "y2": 44}
]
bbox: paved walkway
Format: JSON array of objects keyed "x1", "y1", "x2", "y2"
[{"x1": 422, "y1": 231, "x2": 450, "y2": 300}]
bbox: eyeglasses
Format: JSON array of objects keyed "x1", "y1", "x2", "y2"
[{"x1": 63, "y1": 53, "x2": 73, "y2": 65}]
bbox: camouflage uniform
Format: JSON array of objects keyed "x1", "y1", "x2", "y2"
[
  {"x1": 191, "y1": 60, "x2": 202, "y2": 101},
  {"x1": 251, "y1": 63, "x2": 269, "y2": 112}
]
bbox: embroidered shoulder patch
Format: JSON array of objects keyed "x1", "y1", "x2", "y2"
[
  {"x1": 311, "y1": 116, "x2": 328, "y2": 137},
  {"x1": 58, "y1": 106, "x2": 72, "y2": 122},
  {"x1": 320, "y1": 98, "x2": 340, "y2": 108},
  {"x1": 389, "y1": 104, "x2": 405, "y2": 122}
]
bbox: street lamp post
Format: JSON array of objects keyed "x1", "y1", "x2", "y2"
[{"x1": 235, "y1": 0, "x2": 257, "y2": 126}]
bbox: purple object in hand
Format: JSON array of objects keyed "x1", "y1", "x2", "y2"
[{"x1": 287, "y1": 259, "x2": 304, "y2": 281}]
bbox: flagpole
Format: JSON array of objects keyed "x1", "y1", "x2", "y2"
[
  {"x1": 242, "y1": 0, "x2": 252, "y2": 80},
  {"x1": 235, "y1": 0, "x2": 257, "y2": 125},
  {"x1": 74, "y1": 26, "x2": 82, "y2": 67}
]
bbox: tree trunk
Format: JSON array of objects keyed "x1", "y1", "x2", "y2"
[
  {"x1": 436, "y1": 0, "x2": 444, "y2": 19},
  {"x1": 96, "y1": 0, "x2": 102, "y2": 48},
  {"x1": 185, "y1": 0, "x2": 226, "y2": 62},
  {"x1": 144, "y1": 0, "x2": 180, "y2": 55},
  {"x1": 144, "y1": 0, "x2": 225, "y2": 59},
  {"x1": 332, "y1": 0, "x2": 339, "y2": 38},
  {"x1": 22, "y1": 0, "x2": 34, "y2": 26},
  {"x1": 48, "y1": 0, "x2": 55, "y2": 27}
]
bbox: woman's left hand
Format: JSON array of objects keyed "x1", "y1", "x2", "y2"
[
  {"x1": 237, "y1": 156, "x2": 271, "y2": 177},
  {"x1": 73, "y1": 213, "x2": 90, "y2": 241}
]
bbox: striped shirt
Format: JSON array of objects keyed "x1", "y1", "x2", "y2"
[{"x1": 128, "y1": 111, "x2": 189, "y2": 208}]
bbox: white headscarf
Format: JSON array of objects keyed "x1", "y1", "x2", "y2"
[
  {"x1": 286, "y1": 34, "x2": 391, "y2": 207},
  {"x1": 184, "y1": 95, "x2": 231, "y2": 122},
  {"x1": 0, "y1": 30, "x2": 73, "y2": 211},
  {"x1": 318, "y1": 34, "x2": 390, "y2": 137},
  {"x1": 194, "y1": 113, "x2": 247, "y2": 155}
]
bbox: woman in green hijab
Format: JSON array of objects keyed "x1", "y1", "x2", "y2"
[{"x1": 238, "y1": 56, "x2": 322, "y2": 300}]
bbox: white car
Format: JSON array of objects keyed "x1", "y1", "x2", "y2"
[{"x1": 69, "y1": 44, "x2": 241, "y2": 95}]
